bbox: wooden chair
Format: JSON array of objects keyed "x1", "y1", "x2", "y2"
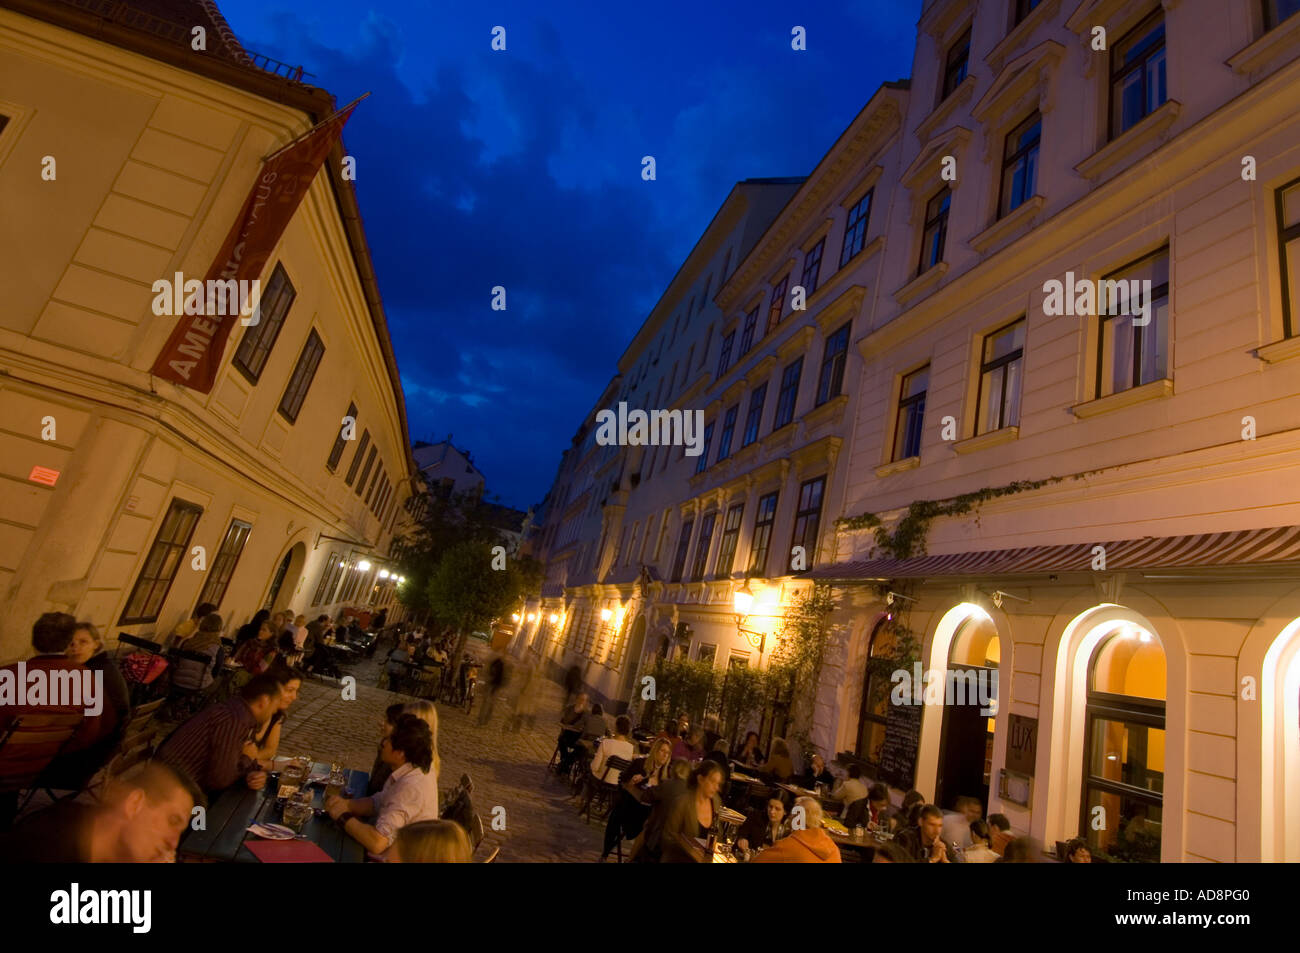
[
  {"x1": 113, "y1": 633, "x2": 163, "y2": 659},
  {"x1": 580, "y1": 755, "x2": 630, "y2": 824}
]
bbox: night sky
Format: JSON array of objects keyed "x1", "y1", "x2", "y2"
[{"x1": 216, "y1": 0, "x2": 920, "y2": 510}]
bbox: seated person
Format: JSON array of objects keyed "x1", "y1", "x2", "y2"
[
  {"x1": 1, "y1": 613, "x2": 113, "y2": 802},
  {"x1": 734, "y1": 731, "x2": 763, "y2": 767},
  {"x1": 383, "y1": 819, "x2": 473, "y2": 863},
  {"x1": 736, "y1": 797, "x2": 788, "y2": 853},
  {"x1": 249, "y1": 666, "x2": 303, "y2": 767},
  {"x1": 831, "y1": 763, "x2": 869, "y2": 811},
  {"x1": 1062, "y1": 837, "x2": 1092, "y2": 863},
  {"x1": 155, "y1": 675, "x2": 281, "y2": 797},
  {"x1": 325, "y1": 715, "x2": 439, "y2": 857},
  {"x1": 894, "y1": 804, "x2": 958, "y2": 863},
  {"x1": 632, "y1": 758, "x2": 692, "y2": 862},
  {"x1": 799, "y1": 752, "x2": 835, "y2": 790},
  {"x1": 556, "y1": 693, "x2": 590, "y2": 774},
  {"x1": 655, "y1": 713, "x2": 690, "y2": 745},
  {"x1": 964, "y1": 820, "x2": 1001, "y2": 863},
  {"x1": 0, "y1": 761, "x2": 203, "y2": 863},
  {"x1": 168, "y1": 602, "x2": 217, "y2": 650},
  {"x1": 752, "y1": 797, "x2": 842, "y2": 864},
  {"x1": 845, "y1": 782, "x2": 898, "y2": 832},
  {"x1": 671, "y1": 726, "x2": 706, "y2": 763},
  {"x1": 368, "y1": 703, "x2": 407, "y2": 795},
  {"x1": 232, "y1": 621, "x2": 279, "y2": 676},
  {"x1": 589, "y1": 715, "x2": 636, "y2": 784},
  {"x1": 601, "y1": 737, "x2": 673, "y2": 862},
  {"x1": 48, "y1": 621, "x2": 132, "y2": 790},
  {"x1": 758, "y1": 737, "x2": 794, "y2": 781},
  {"x1": 171, "y1": 612, "x2": 224, "y2": 693},
  {"x1": 942, "y1": 796, "x2": 983, "y2": 849},
  {"x1": 385, "y1": 641, "x2": 411, "y2": 692},
  {"x1": 988, "y1": 813, "x2": 1014, "y2": 855}
]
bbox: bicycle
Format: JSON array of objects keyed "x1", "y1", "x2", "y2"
[{"x1": 463, "y1": 673, "x2": 479, "y2": 714}]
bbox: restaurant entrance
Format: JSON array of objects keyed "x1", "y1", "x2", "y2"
[{"x1": 934, "y1": 615, "x2": 1000, "y2": 810}]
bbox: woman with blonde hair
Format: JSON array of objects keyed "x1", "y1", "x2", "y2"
[
  {"x1": 384, "y1": 819, "x2": 473, "y2": 863},
  {"x1": 760, "y1": 736, "x2": 794, "y2": 781},
  {"x1": 404, "y1": 699, "x2": 442, "y2": 778}
]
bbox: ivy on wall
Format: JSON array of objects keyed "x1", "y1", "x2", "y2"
[{"x1": 835, "y1": 477, "x2": 1065, "y2": 561}]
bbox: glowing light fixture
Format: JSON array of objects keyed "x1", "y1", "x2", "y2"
[
  {"x1": 600, "y1": 608, "x2": 613, "y2": 622},
  {"x1": 358, "y1": 560, "x2": 372, "y2": 572},
  {"x1": 512, "y1": 613, "x2": 521, "y2": 622},
  {"x1": 549, "y1": 613, "x2": 559, "y2": 624},
  {"x1": 527, "y1": 612, "x2": 537, "y2": 622},
  {"x1": 378, "y1": 569, "x2": 390, "y2": 579}
]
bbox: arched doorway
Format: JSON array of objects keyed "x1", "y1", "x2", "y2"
[
  {"x1": 1259, "y1": 618, "x2": 1300, "y2": 861},
  {"x1": 935, "y1": 612, "x2": 1000, "y2": 811},
  {"x1": 855, "y1": 616, "x2": 905, "y2": 766},
  {"x1": 264, "y1": 542, "x2": 306, "y2": 611},
  {"x1": 1080, "y1": 623, "x2": 1166, "y2": 863}
]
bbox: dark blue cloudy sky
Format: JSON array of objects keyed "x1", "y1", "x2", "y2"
[{"x1": 216, "y1": 0, "x2": 920, "y2": 510}]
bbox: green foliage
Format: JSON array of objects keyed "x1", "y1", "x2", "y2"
[
  {"x1": 714, "y1": 663, "x2": 768, "y2": 748},
  {"x1": 395, "y1": 488, "x2": 517, "y2": 614},
  {"x1": 768, "y1": 586, "x2": 837, "y2": 760},
  {"x1": 836, "y1": 478, "x2": 1063, "y2": 561},
  {"x1": 650, "y1": 656, "x2": 719, "y2": 730}
]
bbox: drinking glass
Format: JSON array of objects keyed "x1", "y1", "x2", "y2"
[{"x1": 282, "y1": 798, "x2": 310, "y2": 835}]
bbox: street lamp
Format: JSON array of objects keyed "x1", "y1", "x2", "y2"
[
  {"x1": 378, "y1": 569, "x2": 390, "y2": 579},
  {"x1": 600, "y1": 607, "x2": 613, "y2": 622},
  {"x1": 549, "y1": 613, "x2": 559, "y2": 624},
  {"x1": 512, "y1": 613, "x2": 521, "y2": 622},
  {"x1": 357, "y1": 560, "x2": 371, "y2": 572},
  {"x1": 734, "y1": 581, "x2": 767, "y2": 653},
  {"x1": 527, "y1": 612, "x2": 537, "y2": 622}
]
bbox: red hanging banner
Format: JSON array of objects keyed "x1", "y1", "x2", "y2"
[{"x1": 150, "y1": 102, "x2": 358, "y2": 393}]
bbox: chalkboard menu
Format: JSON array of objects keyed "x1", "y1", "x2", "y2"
[{"x1": 877, "y1": 701, "x2": 923, "y2": 789}]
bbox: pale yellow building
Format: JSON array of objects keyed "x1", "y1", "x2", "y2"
[{"x1": 0, "y1": 0, "x2": 415, "y2": 658}]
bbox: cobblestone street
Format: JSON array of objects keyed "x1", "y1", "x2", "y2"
[{"x1": 278, "y1": 653, "x2": 608, "y2": 862}]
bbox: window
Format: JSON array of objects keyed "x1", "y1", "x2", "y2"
[
  {"x1": 976, "y1": 319, "x2": 1026, "y2": 433},
  {"x1": 691, "y1": 512, "x2": 717, "y2": 581},
  {"x1": 941, "y1": 27, "x2": 971, "y2": 100},
  {"x1": 1014, "y1": 0, "x2": 1043, "y2": 27},
  {"x1": 654, "y1": 509, "x2": 672, "y2": 561},
  {"x1": 670, "y1": 518, "x2": 695, "y2": 583},
  {"x1": 801, "y1": 239, "x2": 825, "y2": 297},
  {"x1": 919, "y1": 187, "x2": 951, "y2": 275},
  {"x1": 767, "y1": 275, "x2": 789, "y2": 336},
  {"x1": 892, "y1": 365, "x2": 929, "y2": 461},
  {"x1": 841, "y1": 190, "x2": 873, "y2": 268},
  {"x1": 816, "y1": 322, "x2": 851, "y2": 406},
  {"x1": 312, "y1": 551, "x2": 342, "y2": 606},
  {"x1": 695, "y1": 422, "x2": 714, "y2": 474},
  {"x1": 772, "y1": 358, "x2": 803, "y2": 430},
  {"x1": 277, "y1": 328, "x2": 324, "y2": 423},
  {"x1": 345, "y1": 430, "x2": 371, "y2": 487},
  {"x1": 857, "y1": 618, "x2": 907, "y2": 764},
  {"x1": 0, "y1": 114, "x2": 8, "y2": 136},
  {"x1": 748, "y1": 492, "x2": 779, "y2": 575},
  {"x1": 1264, "y1": 0, "x2": 1300, "y2": 29},
  {"x1": 355, "y1": 445, "x2": 378, "y2": 497},
  {"x1": 369, "y1": 470, "x2": 387, "y2": 512},
  {"x1": 742, "y1": 383, "x2": 767, "y2": 447},
  {"x1": 788, "y1": 476, "x2": 826, "y2": 572},
  {"x1": 714, "y1": 503, "x2": 744, "y2": 577},
  {"x1": 1277, "y1": 177, "x2": 1300, "y2": 337},
  {"x1": 739, "y1": 308, "x2": 759, "y2": 355},
  {"x1": 696, "y1": 644, "x2": 718, "y2": 665},
  {"x1": 326, "y1": 402, "x2": 358, "y2": 471},
  {"x1": 1082, "y1": 627, "x2": 1166, "y2": 863},
  {"x1": 365, "y1": 463, "x2": 383, "y2": 505},
  {"x1": 119, "y1": 499, "x2": 203, "y2": 624},
  {"x1": 232, "y1": 262, "x2": 295, "y2": 383},
  {"x1": 1095, "y1": 247, "x2": 1169, "y2": 398},
  {"x1": 999, "y1": 112, "x2": 1041, "y2": 218},
  {"x1": 1110, "y1": 11, "x2": 1167, "y2": 138},
  {"x1": 717, "y1": 330, "x2": 736, "y2": 377},
  {"x1": 716, "y1": 404, "x2": 739, "y2": 462},
  {"x1": 197, "y1": 518, "x2": 252, "y2": 609},
  {"x1": 721, "y1": 247, "x2": 733, "y2": 280}
]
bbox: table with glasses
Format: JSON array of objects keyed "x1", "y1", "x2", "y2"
[{"x1": 180, "y1": 757, "x2": 370, "y2": 863}]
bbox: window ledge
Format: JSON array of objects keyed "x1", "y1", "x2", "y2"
[
  {"x1": 952, "y1": 425, "x2": 1019, "y2": 454},
  {"x1": 986, "y1": 0, "x2": 1063, "y2": 70},
  {"x1": 894, "y1": 262, "x2": 949, "y2": 306},
  {"x1": 804, "y1": 394, "x2": 849, "y2": 432},
  {"x1": 761, "y1": 423, "x2": 797, "y2": 455},
  {"x1": 969, "y1": 195, "x2": 1045, "y2": 254},
  {"x1": 1075, "y1": 100, "x2": 1181, "y2": 181},
  {"x1": 1257, "y1": 336, "x2": 1300, "y2": 364},
  {"x1": 1227, "y1": 15, "x2": 1300, "y2": 76},
  {"x1": 914, "y1": 74, "x2": 978, "y2": 142},
  {"x1": 1071, "y1": 378, "x2": 1173, "y2": 418},
  {"x1": 875, "y1": 455, "x2": 920, "y2": 478}
]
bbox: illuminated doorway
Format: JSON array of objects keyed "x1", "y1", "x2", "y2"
[
  {"x1": 935, "y1": 613, "x2": 1000, "y2": 810},
  {"x1": 855, "y1": 616, "x2": 904, "y2": 766},
  {"x1": 1081, "y1": 624, "x2": 1166, "y2": 863}
]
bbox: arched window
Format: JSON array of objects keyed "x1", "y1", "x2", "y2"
[
  {"x1": 1082, "y1": 625, "x2": 1166, "y2": 863},
  {"x1": 856, "y1": 617, "x2": 904, "y2": 764}
]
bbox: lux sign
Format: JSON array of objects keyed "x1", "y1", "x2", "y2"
[{"x1": 1006, "y1": 714, "x2": 1038, "y2": 777}]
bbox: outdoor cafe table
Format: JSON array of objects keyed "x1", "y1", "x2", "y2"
[{"x1": 179, "y1": 761, "x2": 370, "y2": 863}]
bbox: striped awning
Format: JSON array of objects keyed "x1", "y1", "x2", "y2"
[{"x1": 805, "y1": 525, "x2": 1300, "y2": 582}]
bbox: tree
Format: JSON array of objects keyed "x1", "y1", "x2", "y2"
[{"x1": 426, "y1": 540, "x2": 542, "y2": 672}]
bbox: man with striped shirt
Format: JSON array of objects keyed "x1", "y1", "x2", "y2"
[{"x1": 156, "y1": 674, "x2": 282, "y2": 797}]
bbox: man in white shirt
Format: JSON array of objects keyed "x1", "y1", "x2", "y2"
[
  {"x1": 941, "y1": 796, "x2": 984, "y2": 850},
  {"x1": 830, "y1": 763, "x2": 869, "y2": 810},
  {"x1": 325, "y1": 715, "x2": 439, "y2": 856},
  {"x1": 589, "y1": 715, "x2": 635, "y2": 784}
]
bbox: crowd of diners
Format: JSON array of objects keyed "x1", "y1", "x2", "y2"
[
  {"x1": 0, "y1": 612, "x2": 476, "y2": 863},
  {"x1": 556, "y1": 694, "x2": 1078, "y2": 864}
]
